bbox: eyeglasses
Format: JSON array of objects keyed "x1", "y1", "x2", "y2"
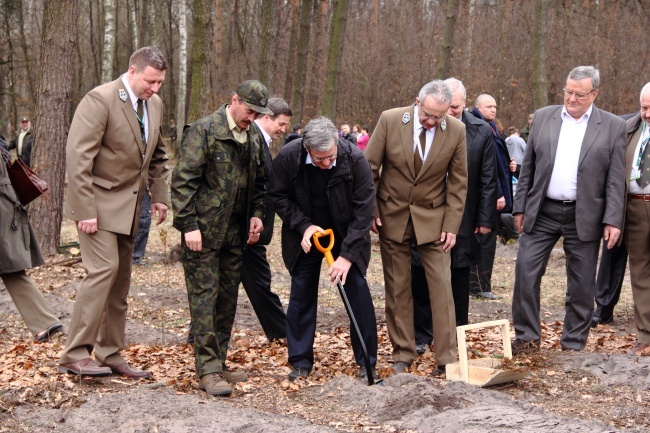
[
  {"x1": 309, "y1": 150, "x2": 337, "y2": 163},
  {"x1": 418, "y1": 104, "x2": 446, "y2": 122},
  {"x1": 563, "y1": 88, "x2": 595, "y2": 100}
]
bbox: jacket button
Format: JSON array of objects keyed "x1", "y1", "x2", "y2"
[
  {"x1": 133, "y1": 190, "x2": 138, "y2": 194},
  {"x1": 410, "y1": 201, "x2": 414, "y2": 205},
  {"x1": 414, "y1": 183, "x2": 418, "y2": 186}
]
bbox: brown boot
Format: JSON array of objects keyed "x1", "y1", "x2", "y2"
[
  {"x1": 222, "y1": 366, "x2": 247, "y2": 383},
  {"x1": 199, "y1": 373, "x2": 232, "y2": 396}
]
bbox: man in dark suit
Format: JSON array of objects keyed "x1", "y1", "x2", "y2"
[
  {"x1": 8, "y1": 117, "x2": 33, "y2": 167},
  {"x1": 59, "y1": 47, "x2": 170, "y2": 377},
  {"x1": 365, "y1": 80, "x2": 467, "y2": 376},
  {"x1": 411, "y1": 79, "x2": 497, "y2": 352},
  {"x1": 512, "y1": 66, "x2": 627, "y2": 353},
  {"x1": 622, "y1": 83, "x2": 650, "y2": 356},
  {"x1": 243, "y1": 97, "x2": 292, "y2": 341}
]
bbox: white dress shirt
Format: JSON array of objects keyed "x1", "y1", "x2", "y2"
[
  {"x1": 546, "y1": 105, "x2": 593, "y2": 201},
  {"x1": 629, "y1": 122, "x2": 650, "y2": 194},
  {"x1": 121, "y1": 75, "x2": 148, "y2": 142},
  {"x1": 413, "y1": 104, "x2": 436, "y2": 162}
]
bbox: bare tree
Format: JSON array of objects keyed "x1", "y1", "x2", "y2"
[
  {"x1": 319, "y1": 0, "x2": 349, "y2": 119},
  {"x1": 532, "y1": 0, "x2": 548, "y2": 109},
  {"x1": 291, "y1": 0, "x2": 313, "y2": 124},
  {"x1": 176, "y1": 0, "x2": 188, "y2": 135},
  {"x1": 258, "y1": 0, "x2": 274, "y2": 88},
  {"x1": 29, "y1": 0, "x2": 78, "y2": 255},
  {"x1": 438, "y1": 0, "x2": 459, "y2": 78},
  {"x1": 187, "y1": 0, "x2": 214, "y2": 122},
  {"x1": 101, "y1": 0, "x2": 116, "y2": 83}
]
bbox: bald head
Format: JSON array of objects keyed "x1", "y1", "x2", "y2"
[
  {"x1": 475, "y1": 94, "x2": 497, "y2": 121},
  {"x1": 641, "y1": 82, "x2": 650, "y2": 127}
]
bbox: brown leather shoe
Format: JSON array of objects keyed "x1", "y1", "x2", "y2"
[
  {"x1": 58, "y1": 358, "x2": 112, "y2": 377},
  {"x1": 222, "y1": 366, "x2": 247, "y2": 383},
  {"x1": 34, "y1": 322, "x2": 64, "y2": 343},
  {"x1": 111, "y1": 363, "x2": 152, "y2": 378},
  {"x1": 628, "y1": 343, "x2": 650, "y2": 356}
]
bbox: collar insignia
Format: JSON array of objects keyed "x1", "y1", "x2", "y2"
[
  {"x1": 402, "y1": 113, "x2": 410, "y2": 124},
  {"x1": 440, "y1": 118, "x2": 447, "y2": 131},
  {"x1": 118, "y1": 89, "x2": 127, "y2": 102}
]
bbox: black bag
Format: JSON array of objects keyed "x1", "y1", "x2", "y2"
[{"x1": 1, "y1": 145, "x2": 48, "y2": 206}]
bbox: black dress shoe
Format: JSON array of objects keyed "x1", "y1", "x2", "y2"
[
  {"x1": 512, "y1": 338, "x2": 541, "y2": 356},
  {"x1": 288, "y1": 366, "x2": 310, "y2": 381},
  {"x1": 591, "y1": 315, "x2": 613, "y2": 327},
  {"x1": 431, "y1": 365, "x2": 446, "y2": 378},
  {"x1": 34, "y1": 322, "x2": 64, "y2": 343}
]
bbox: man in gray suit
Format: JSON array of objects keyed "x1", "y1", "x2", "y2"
[{"x1": 512, "y1": 66, "x2": 627, "y2": 353}]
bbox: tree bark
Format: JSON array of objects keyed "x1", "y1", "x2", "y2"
[
  {"x1": 29, "y1": 0, "x2": 78, "y2": 255},
  {"x1": 176, "y1": 0, "x2": 188, "y2": 138},
  {"x1": 532, "y1": 0, "x2": 548, "y2": 109},
  {"x1": 283, "y1": 0, "x2": 301, "y2": 106},
  {"x1": 187, "y1": 0, "x2": 213, "y2": 123},
  {"x1": 129, "y1": 0, "x2": 139, "y2": 49},
  {"x1": 258, "y1": 0, "x2": 274, "y2": 88},
  {"x1": 291, "y1": 0, "x2": 313, "y2": 124},
  {"x1": 101, "y1": 0, "x2": 116, "y2": 83},
  {"x1": 438, "y1": 0, "x2": 459, "y2": 78},
  {"x1": 319, "y1": 0, "x2": 349, "y2": 119}
]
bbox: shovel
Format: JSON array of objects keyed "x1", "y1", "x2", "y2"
[{"x1": 313, "y1": 229, "x2": 381, "y2": 386}]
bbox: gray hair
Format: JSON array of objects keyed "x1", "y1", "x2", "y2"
[
  {"x1": 418, "y1": 80, "x2": 453, "y2": 105},
  {"x1": 302, "y1": 116, "x2": 338, "y2": 152},
  {"x1": 444, "y1": 77, "x2": 467, "y2": 101},
  {"x1": 567, "y1": 66, "x2": 600, "y2": 90}
]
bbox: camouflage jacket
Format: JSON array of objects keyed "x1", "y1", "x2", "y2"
[{"x1": 171, "y1": 104, "x2": 267, "y2": 248}]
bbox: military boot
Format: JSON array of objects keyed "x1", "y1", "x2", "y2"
[
  {"x1": 222, "y1": 366, "x2": 247, "y2": 383},
  {"x1": 199, "y1": 373, "x2": 232, "y2": 396}
]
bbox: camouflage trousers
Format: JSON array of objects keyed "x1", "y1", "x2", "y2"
[{"x1": 182, "y1": 222, "x2": 243, "y2": 378}]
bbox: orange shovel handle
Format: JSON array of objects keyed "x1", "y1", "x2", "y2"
[{"x1": 312, "y1": 229, "x2": 335, "y2": 266}]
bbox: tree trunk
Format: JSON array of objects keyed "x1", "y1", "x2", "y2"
[
  {"x1": 463, "y1": 0, "x2": 476, "y2": 80},
  {"x1": 319, "y1": 0, "x2": 349, "y2": 119},
  {"x1": 283, "y1": 0, "x2": 301, "y2": 106},
  {"x1": 305, "y1": 0, "x2": 327, "y2": 121},
  {"x1": 291, "y1": 0, "x2": 314, "y2": 124},
  {"x1": 129, "y1": 0, "x2": 139, "y2": 49},
  {"x1": 438, "y1": 0, "x2": 459, "y2": 78},
  {"x1": 147, "y1": 1, "x2": 158, "y2": 46},
  {"x1": 17, "y1": 2, "x2": 36, "y2": 110},
  {"x1": 187, "y1": 0, "x2": 213, "y2": 123},
  {"x1": 258, "y1": 0, "x2": 274, "y2": 88},
  {"x1": 532, "y1": 0, "x2": 548, "y2": 109},
  {"x1": 29, "y1": 0, "x2": 78, "y2": 255},
  {"x1": 101, "y1": 0, "x2": 116, "y2": 83},
  {"x1": 176, "y1": 0, "x2": 188, "y2": 137}
]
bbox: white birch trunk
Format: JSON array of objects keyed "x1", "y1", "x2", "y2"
[
  {"x1": 101, "y1": 0, "x2": 116, "y2": 83},
  {"x1": 176, "y1": 0, "x2": 187, "y2": 133},
  {"x1": 130, "y1": 0, "x2": 139, "y2": 48}
]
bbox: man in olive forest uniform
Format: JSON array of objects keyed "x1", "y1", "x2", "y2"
[{"x1": 171, "y1": 80, "x2": 270, "y2": 396}]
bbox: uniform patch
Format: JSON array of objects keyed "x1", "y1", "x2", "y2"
[
  {"x1": 118, "y1": 89, "x2": 127, "y2": 102},
  {"x1": 440, "y1": 118, "x2": 447, "y2": 131},
  {"x1": 402, "y1": 113, "x2": 410, "y2": 124}
]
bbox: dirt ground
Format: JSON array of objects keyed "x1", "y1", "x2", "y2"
[{"x1": 1, "y1": 217, "x2": 649, "y2": 432}]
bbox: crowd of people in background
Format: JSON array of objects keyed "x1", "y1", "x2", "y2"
[{"x1": 2, "y1": 47, "x2": 650, "y2": 399}]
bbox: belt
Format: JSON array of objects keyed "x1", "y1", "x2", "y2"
[
  {"x1": 545, "y1": 197, "x2": 576, "y2": 205},
  {"x1": 629, "y1": 194, "x2": 650, "y2": 201}
]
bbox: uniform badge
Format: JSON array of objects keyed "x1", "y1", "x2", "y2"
[
  {"x1": 118, "y1": 89, "x2": 127, "y2": 102},
  {"x1": 440, "y1": 118, "x2": 447, "y2": 131},
  {"x1": 402, "y1": 113, "x2": 410, "y2": 124}
]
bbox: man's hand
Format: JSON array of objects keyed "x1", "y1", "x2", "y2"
[
  {"x1": 441, "y1": 231, "x2": 456, "y2": 253},
  {"x1": 497, "y1": 196, "x2": 506, "y2": 211},
  {"x1": 514, "y1": 213, "x2": 524, "y2": 233},
  {"x1": 603, "y1": 224, "x2": 621, "y2": 250},
  {"x1": 302, "y1": 225, "x2": 325, "y2": 253},
  {"x1": 371, "y1": 217, "x2": 382, "y2": 234},
  {"x1": 151, "y1": 202, "x2": 168, "y2": 226},
  {"x1": 78, "y1": 218, "x2": 98, "y2": 234},
  {"x1": 327, "y1": 256, "x2": 352, "y2": 285},
  {"x1": 185, "y1": 230, "x2": 202, "y2": 251},
  {"x1": 475, "y1": 226, "x2": 492, "y2": 234},
  {"x1": 247, "y1": 217, "x2": 264, "y2": 244},
  {"x1": 509, "y1": 159, "x2": 517, "y2": 173}
]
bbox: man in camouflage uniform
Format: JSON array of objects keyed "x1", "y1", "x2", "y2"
[{"x1": 171, "y1": 80, "x2": 270, "y2": 396}]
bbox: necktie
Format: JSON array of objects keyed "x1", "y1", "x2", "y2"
[
  {"x1": 638, "y1": 135, "x2": 650, "y2": 188},
  {"x1": 136, "y1": 99, "x2": 146, "y2": 156},
  {"x1": 415, "y1": 128, "x2": 425, "y2": 176}
]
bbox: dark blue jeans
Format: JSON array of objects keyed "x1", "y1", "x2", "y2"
[
  {"x1": 286, "y1": 250, "x2": 378, "y2": 370},
  {"x1": 133, "y1": 189, "x2": 151, "y2": 260}
]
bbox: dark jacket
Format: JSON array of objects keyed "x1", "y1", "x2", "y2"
[
  {"x1": 9, "y1": 128, "x2": 33, "y2": 168},
  {"x1": 451, "y1": 111, "x2": 499, "y2": 268},
  {"x1": 471, "y1": 108, "x2": 512, "y2": 214},
  {"x1": 283, "y1": 132, "x2": 301, "y2": 146},
  {"x1": 269, "y1": 138, "x2": 375, "y2": 274},
  {"x1": 252, "y1": 122, "x2": 275, "y2": 245},
  {"x1": 0, "y1": 146, "x2": 45, "y2": 274},
  {"x1": 342, "y1": 132, "x2": 357, "y2": 146}
]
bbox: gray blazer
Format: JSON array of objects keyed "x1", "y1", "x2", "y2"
[{"x1": 513, "y1": 104, "x2": 627, "y2": 242}]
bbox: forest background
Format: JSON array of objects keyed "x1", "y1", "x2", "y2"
[{"x1": 1, "y1": 0, "x2": 649, "y2": 254}]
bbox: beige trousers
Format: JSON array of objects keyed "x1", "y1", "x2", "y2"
[
  {"x1": 625, "y1": 198, "x2": 650, "y2": 345},
  {"x1": 2, "y1": 270, "x2": 59, "y2": 335}
]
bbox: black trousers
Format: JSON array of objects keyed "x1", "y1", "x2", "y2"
[
  {"x1": 240, "y1": 243, "x2": 287, "y2": 340},
  {"x1": 470, "y1": 230, "x2": 497, "y2": 294},
  {"x1": 412, "y1": 263, "x2": 469, "y2": 346},
  {"x1": 594, "y1": 241, "x2": 627, "y2": 322},
  {"x1": 286, "y1": 250, "x2": 377, "y2": 369}
]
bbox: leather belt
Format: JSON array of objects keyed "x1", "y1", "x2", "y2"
[
  {"x1": 545, "y1": 198, "x2": 576, "y2": 205},
  {"x1": 629, "y1": 194, "x2": 650, "y2": 201}
]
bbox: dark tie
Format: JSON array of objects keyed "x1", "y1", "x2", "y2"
[
  {"x1": 414, "y1": 128, "x2": 425, "y2": 176},
  {"x1": 638, "y1": 135, "x2": 650, "y2": 188},
  {"x1": 136, "y1": 99, "x2": 146, "y2": 156}
]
